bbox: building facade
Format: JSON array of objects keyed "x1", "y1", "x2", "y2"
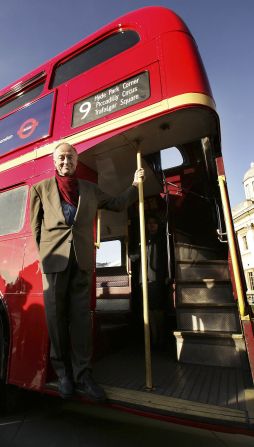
[{"x1": 232, "y1": 162, "x2": 254, "y2": 303}]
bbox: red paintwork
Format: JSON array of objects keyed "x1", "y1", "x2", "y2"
[
  {"x1": 109, "y1": 404, "x2": 254, "y2": 437},
  {"x1": 0, "y1": 6, "x2": 214, "y2": 166},
  {"x1": 215, "y1": 156, "x2": 225, "y2": 176},
  {"x1": 0, "y1": 6, "x2": 252, "y2": 425},
  {"x1": 242, "y1": 320, "x2": 254, "y2": 383}
]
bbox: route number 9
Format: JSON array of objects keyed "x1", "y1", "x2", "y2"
[{"x1": 79, "y1": 101, "x2": 91, "y2": 120}]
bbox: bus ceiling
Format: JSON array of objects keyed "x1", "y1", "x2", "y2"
[
  {"x1": 78, "y1": 106, "x2": 220, "y2": 194},
  {"x1": 79, "y1": 134, "x2": 162, "y2": 197}
]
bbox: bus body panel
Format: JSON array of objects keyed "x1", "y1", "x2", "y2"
[
  {"x1": 0, "y1": 6, "x2": 213, "y2": 169},
  {"x1": 161, "y1": 31, "x2": 213, "y2": 98}
]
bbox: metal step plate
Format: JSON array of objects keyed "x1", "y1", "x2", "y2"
[
  {"x1": 176, "y1": 282, "x2": 234, "y2": 305},
  {"x1": 177, "y1": 307, "x2": 240, "y2": 332},
  {"x1": 176, "y1": 261, "x2": 230, "y2": 281}
]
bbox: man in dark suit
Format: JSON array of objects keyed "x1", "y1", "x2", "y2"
[{"x1": 30, "y1": 142, "x2": 144, "y2": 401}]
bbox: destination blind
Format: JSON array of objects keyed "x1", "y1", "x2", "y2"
[{"x1": 72, "y1": 71, "x2": 150, "y2": 128}]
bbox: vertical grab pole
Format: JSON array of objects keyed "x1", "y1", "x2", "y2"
[
  {"x1": 137, "y1": 150, "x2": 153, "y2": 390},
  {"x1": 94, "y1": 210, "x2": 101, "y2": 249}
]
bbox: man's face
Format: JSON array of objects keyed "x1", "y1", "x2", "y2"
[
  {"x1": 53, "y1": 144, "x2": 78, "y2": 176},
  {"x1": 147, "y1": 218, "x2": 158, "y2": 235}
]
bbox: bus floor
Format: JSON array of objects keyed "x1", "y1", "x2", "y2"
[{"x1": 92, "y1": 337, "x2": 254, "y2": 430}]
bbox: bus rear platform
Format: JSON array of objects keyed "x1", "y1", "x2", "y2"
[
  {"x1": 43, "y1": 334, "x2": 254, "y2": 434},
  {"x1": 90, "y1": 341, "x2": 254, "y2": 433}
]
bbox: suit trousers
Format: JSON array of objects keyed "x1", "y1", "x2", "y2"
[{"x1": 42, "y1": 244, "x2": 93, "y2": 382}]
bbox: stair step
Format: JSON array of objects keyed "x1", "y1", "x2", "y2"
[
  {"x1": 96, "y1": 298, "x2": 130, "y2": 312},
  {"x1": 177, "y1": 303, "x2": 237, "y2": 309},
  {"x1": 176, "y1": 282, "x2": 234, "y2": 305},
  {"x1": 174, "y1": 230, "x2": 195, "y2": 244},
  {"x1": 101, "y1": 323, "x2": 128, "y2": 331},
  {"x1": 174, "y1": 331, "x2": 248, "y2": 367},
  {"x1": 175, "y1": 242, "x2": 223, "y2": 261},
  {"x1": 176, "y1": 260, "x2": 230, "y2": 281},
  {"x1": 176, "y1": 307, "x2": 240, "y2": 332},
  {"x1": 174, "y1": 330, "x2": 244, "y2": 338},
  {"x1": 174, "y1": 229, "x2": 221, "y2": 248}
]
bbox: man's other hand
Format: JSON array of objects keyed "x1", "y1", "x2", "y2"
[{"x1": 132, "y1": 168, "x2": 145, "y2": 187}]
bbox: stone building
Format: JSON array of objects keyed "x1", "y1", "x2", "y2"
[{"x1": 232, "y1": 162, "x2": 254, "y2": 299}]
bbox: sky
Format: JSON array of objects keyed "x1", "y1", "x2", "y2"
[{"x1": 0, "y1": 0, "x2": 253, "y2": 206}]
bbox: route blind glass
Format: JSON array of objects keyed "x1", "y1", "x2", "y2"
[
  {"x1": 51, "y1": 30, "x2": 140, "y2": 88},
  {"x1": 72, "y1": 72, "x2": 150, "y2": 127}
]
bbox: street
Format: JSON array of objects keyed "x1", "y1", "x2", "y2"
[{"x1": 0, "y1": 389, "x2": 253, "y2": 447}]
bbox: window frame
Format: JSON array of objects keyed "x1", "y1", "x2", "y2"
[
  {"x1": 160, "y1": 146, "x2": 185, "y2": 172},
  {"x1": 242, "y1": 234, "x2": 248, "y2": 251},
  {"x1": 50, "y1": 29, "x2": 140, "y2": 89},
  {"x1": 247, "y1": 270, "x2": 254, "y2": 290},
  {"x1": 96, "y1": 237, "x2": 125, "y2": 269},
  {"x1": 0, "y1": 72, "x2": 46, "y2": 119},
  {"x1": 0, "y1": 185, "x2": 29, "y2": 237}
]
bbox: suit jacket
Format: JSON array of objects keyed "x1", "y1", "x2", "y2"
[{"x1": 30, "y1": 177, "x2": 137, "y2": 273}]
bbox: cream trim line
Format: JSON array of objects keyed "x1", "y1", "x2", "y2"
[{"x1": 0, "y1": 93, "x2": 216, "y2": 173}]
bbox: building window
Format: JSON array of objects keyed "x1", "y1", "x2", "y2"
[
  {"x1": 242, "y1": 235, "x2": 248, "y2": 250},
  {"x1": 248, "y1": 271, "x2": 254, "y2": 290},
  {"x1": 245, "y1": 183, "x2": 250, "y2": 199}
]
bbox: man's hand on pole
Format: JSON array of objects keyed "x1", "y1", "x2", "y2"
[{"x1": 132, "y1": 168, "x2": 145, "y2": 187}]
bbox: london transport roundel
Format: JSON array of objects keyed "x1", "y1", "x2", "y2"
[{"x1": 17, "y1": 118, "x2": 39, "y2": 139}]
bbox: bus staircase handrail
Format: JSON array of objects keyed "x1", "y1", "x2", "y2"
[
  {"x1": 215, "y1": 200, "x2": 228, "y2": 243},
  {"x1": 218, "y1": 175, "x2": 249, "y2": 319},
  {"x1": 218, "y1": 176, "x2": 254, "y2": 384},
  {"x1": 163, "y1": 178, "x2": 228, "y2": 242}
]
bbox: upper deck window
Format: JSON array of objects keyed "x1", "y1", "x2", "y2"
[
  {"x1": 0, "y1": 186, "x2": 28, "y2": 236},
  {"x1": 51, "y1": 30, "x2": 140, "y2": 88},
  {"x1": 0, "y1": 82, "x2": 45, "y2": 119},
  {"x1": 160, "y1": 147, "x2": 184, "y2": 170}
]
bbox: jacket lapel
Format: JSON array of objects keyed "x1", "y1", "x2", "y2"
[
  {"x1": 74, "y1": 180, "x2": 89, "y2": 223},
  {"x1": 46, "y1": 177, "x2": 66, "y2": 222}
]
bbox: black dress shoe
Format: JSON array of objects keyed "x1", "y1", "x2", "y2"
[
  {"x1": 58, "y1": 376, "x2": 74, "y2": 399},
  {"x1": 76, "y1": 373, "x2": 107, "y2": 402}
]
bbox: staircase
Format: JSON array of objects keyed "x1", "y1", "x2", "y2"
[{"x1": 173, "y1": 236, "x2": 248, "y2": 368}]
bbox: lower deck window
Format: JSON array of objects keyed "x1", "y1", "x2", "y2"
[
  {"x1": 96, "y1": 239, "x2": 122, "y2": 268},
  {"x1": 0, "y1": 185, "x2": 28, "y2": 236}
]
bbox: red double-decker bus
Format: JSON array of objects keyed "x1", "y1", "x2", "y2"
[{"x1": 0, "y1": 6, "x2": 254, "y2": 433}]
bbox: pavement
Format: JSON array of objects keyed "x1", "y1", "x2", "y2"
[{"x1": 0, "y1": 389, "x2": 253, "y2": 447}]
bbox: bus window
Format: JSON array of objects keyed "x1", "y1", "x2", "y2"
[
  {"x1": 160, "y1": 147, "x2": 183, "y2": 171},
  {"x1": 0, "y1": 82, "x2": 45, "y2": 119},
  {"x1": 50, "y1": 30, "x2": 140, "y2": 88},
  {"x1": 0, "y1": 186, "x2": 28, "y2": 236},
  {"x1": 96, "y1": 239, "x2": 122, "y2": 268}
]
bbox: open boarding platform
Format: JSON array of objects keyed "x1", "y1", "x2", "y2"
[{"x1": 92, "y1": 343, "x2": 254, "y2": 433}]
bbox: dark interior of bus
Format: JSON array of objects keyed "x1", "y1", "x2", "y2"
[{"x1": 46, "y1": 108, "x2": 252, "y2": 408}]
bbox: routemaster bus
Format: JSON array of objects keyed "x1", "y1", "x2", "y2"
[{"x1": 0, "y1": 6, "x2": 254, "y2": 433}]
